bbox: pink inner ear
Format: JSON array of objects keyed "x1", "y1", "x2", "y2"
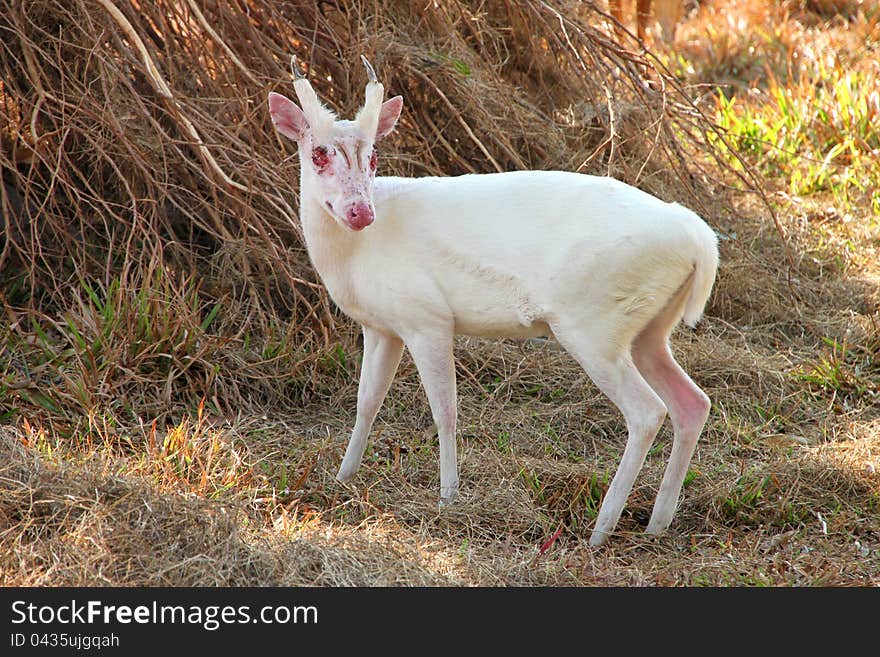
[
  {"x1": 269, "y1": 92, "x2": 309, "y2": 142},
  {"x1": 375, "y1": 96, "x2": 403, "y2": 140}
]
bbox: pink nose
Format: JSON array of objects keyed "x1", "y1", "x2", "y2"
[{"x1": 346, "y1": 203, "x2": 374, "y2": 230}]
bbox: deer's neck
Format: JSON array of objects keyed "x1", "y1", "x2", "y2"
[{"x1": 298, "y1": 177, "x2": 357, "y2": 301}]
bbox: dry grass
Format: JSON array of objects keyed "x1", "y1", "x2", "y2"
[{"x1": 1, "y1": 0, "x2": 879, "y2": 586}]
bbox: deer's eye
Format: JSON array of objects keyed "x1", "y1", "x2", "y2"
[
  {"x1": 312, "y1": 146, "x2": 331, "y2": 173},
  {"x1": 369, "y1": 148, "x2": 378, "y2": 172}
]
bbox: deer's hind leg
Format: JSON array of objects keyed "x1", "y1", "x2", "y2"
[
  {"x1": 552, "y1": 318, "x2": 668, "y2": 546},
  {"x1": 631, "y1": 273, "x2": 711, "y2": 535}
]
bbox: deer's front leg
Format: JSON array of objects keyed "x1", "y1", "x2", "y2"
[
  {"x1": 336, "y1": 326, "x2": 404, "y2": 482},
  {"x1": 403, "y1": 329, "x2": 458, "y2": 504}
]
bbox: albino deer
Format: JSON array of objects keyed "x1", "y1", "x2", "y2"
[
  {"x1": 268, "y1": 57, "x2": 718, "y2": 545},
  {"x1": 609, "y1": 0, "x2": 685, "y2": 42}
]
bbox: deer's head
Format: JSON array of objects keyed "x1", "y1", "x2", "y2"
[{"x1": 269, "y1": 56, "x2": 403, "y2": 231}]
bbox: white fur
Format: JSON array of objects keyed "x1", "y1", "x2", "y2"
[
  {"x1": 355, "y1": 81, "x2": 385, "y2": 136},
  {"x1": 292, "y1": 79, "x2": 335, "y2": 141},
  {"x1": 270, "y1": 78, "x2": 719, "y2": 546}
]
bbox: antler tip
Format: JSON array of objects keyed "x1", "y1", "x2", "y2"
[
  {"x1": 290, "y1": 54, "x2": 306, "y2": 80},
  {"x1": 360, "y1": 54, "x2": 378, "y2": 84}
]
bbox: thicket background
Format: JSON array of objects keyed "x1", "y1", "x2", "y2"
[{"x1": 1, "y1": 0, "x2": 877, "y2": 585}]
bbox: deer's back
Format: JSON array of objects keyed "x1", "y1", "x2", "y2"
[{"x1": 346, "y1": 171, "x2": 710, "y2": 339}]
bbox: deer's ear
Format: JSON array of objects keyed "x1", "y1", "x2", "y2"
[
  {"x1": 269, "y1": 92, "x2": 309, "y2": 142},
  {"x1": 375, "y1": 96, "x2": 403, "y2": 141}
]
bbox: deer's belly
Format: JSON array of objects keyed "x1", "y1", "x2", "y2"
[{"x1": 448, "y1": 293, "x2": 552, "y2": 340}]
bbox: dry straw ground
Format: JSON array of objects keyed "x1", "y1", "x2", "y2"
[{"x1": 1, "y1": 0, "x2": 878, "y2": 586}]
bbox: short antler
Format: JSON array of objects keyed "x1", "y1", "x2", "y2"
[
  {"x1": 290, "y1": 55, "x2": 335, "y2": 136},
  {"x1": 290, "y1": 54, "x2": 306, "y2": 80},
  {"x1": 356, "y1": 55, "x2": 385, "y2": 136},
  {"x1": 360, "y1": 55, "x2": 378, "y2": 84}
]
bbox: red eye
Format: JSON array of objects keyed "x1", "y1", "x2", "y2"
[
  {"x1": 312, "y1": 146, "x2": 331, "y2": 173},
  {"x1": 369, "y1": 148, "x2": 377, "y2": 171}
]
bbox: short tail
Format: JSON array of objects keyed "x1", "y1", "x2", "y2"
[{"x1": 682, "y1": 219, "x2": 719, "y2": 328}]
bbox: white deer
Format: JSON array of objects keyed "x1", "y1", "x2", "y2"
[{"x1": 268, "y1": 57, "x2": 718, "y2": 545}]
